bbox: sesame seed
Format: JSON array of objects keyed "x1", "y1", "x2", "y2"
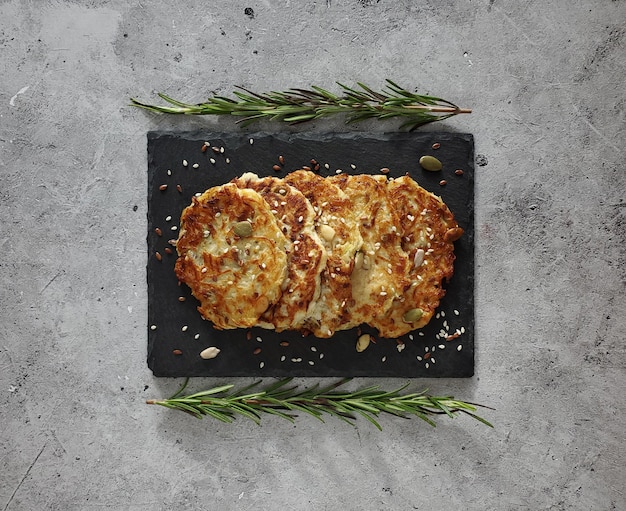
[
  {"x1": 182, "y1": 325, "x2": 188, "y2": 331},
  {"x1": 210, "y1": 158, "x2": 216, "y2": 164},
  {"x1": 182, "y1": 159, "x2": 188, "y2": 166},
  {"x1": 195, "y1": 334, "x2": 200, "y2": 340},
  {"x1": 170, "y1": 225, "x2": 178, "y2": 231},
  {"x1": 435, "y1": 313, "x2": 440, "y2": 319},
  {"x1": 409, "y1": 334, "x2": 414, "y2": 340},
  {"x1": 425, "y1": 346, "x2": 429, "y2": 352},
  {"x1": 167, "y1": 169, "x2": 172, "y2": 176},
  {"x1": 380, "y1": 291, "x2": 387, "y2": 296},
  {"x1": 381, "y1": 356, "x2": 387, "y2": 362},
  {"x1": 335, "y1": 169, "x2": 342, "y2": 174},
  {"x1": 441, "y1": 311, "x2": 446, "y2": 317},
  {"x1": 418, "y1": 332, "x2": 424, "y2": 336},
  {"x1": 195, "y1": 192, "x2": 202, "y2": 197},
  {"x1": 226, "y1": 158, "x2": 230, "y2": 164},
  {"x1": 150, "y1": 325, "x2": 157, "y2": 330},
  {"x1": 454, "y1": 309, "x2": 460, "y2": 315},
  {"x1": 291, "y1": 357, "x2": 302, "y2": 363},
  {"x1": 431, "y1": 358, "x2": 436, "y2": 364},
  {"x1": 319, "y1": 353, "x2": 324, "y2": 359},
  {"x1": 324, "y1": 163, "x2": 330, "y2": 169},
  {"x1": 256, "y1": 336, "x2": 262, "y2": 343},
  {"x1": 201, "y1": 267, "x2": 208, "y2": 273},
  {"x1": 204, "y1": 141, "x2": 211, "y2": 147},
  {"x1": 461, "y1": 326, "x2": 466, "y2": 334},
  {"x1": 280, "y1": 355, "x2": 286, "y2": 362},
  {"x1": 425, "y1": 362, "x2": 429, "y2": 369},
  {"x1": 438, "y1": 344, "x2": 445, "y2": 349},
  {"x1": 165, "y1": 215, "x2": 172, "y2": 221},
  {"x1": 259, "y1": 361, "x2": 265, "y2": 368},
  {"x1": 220, "y1": 147, "x2": 224, "y2": 153},
  {"x1": 298, "y1": 215, "x2": 303, "y2": 222},
  {"x1": 308, "y1": 361, "x2": 315, "y2": 366},
  {"x1": 311, "y1": 346, "x2": 317, "y2": 352},
  {"x1": 192, "y1": 163, "x2": 199, "y2": 169},
  {"x1": 249, "y1": 138, "x2": 254, "y2": 144},
  {"x1": 261, "y1": 263, "x2": 266, "y2": 269},
  {"x1": 350, "y1": 164, "x2": 356, "y2": 169},
  {"x1": 457, "y1": 344, "x2": 462, "y2": 351}
]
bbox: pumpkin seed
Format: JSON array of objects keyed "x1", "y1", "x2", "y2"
[
  {"x1": 200, "y1": 347, "x2": 221, "y2": 359},
  {"x1": 356, "y1": 333, "x2": 371, "y2": 352},
  {"x1": 419, "y1": 155, "x2": 443, "y2": 171},
  {"x1": 233, "y1": 220, "x2": 252, "y2": 237},
  {"x1": 320, "y1": 224, "x2": 336, "y2": 242},
  {"x1": 354, "y1": 251, "x2": 364, "y2": 270},
  {"x1": 402, "y1": 308, "x2": 424, "y2": 323}
]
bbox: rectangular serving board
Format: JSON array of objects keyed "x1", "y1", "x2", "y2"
[{"x1": 147, "y1": 131, "x2": 474, "y2": 377}]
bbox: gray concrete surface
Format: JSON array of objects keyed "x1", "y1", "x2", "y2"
[{"x1": 1, "y1": 1, "x2": 625, "y2": 510}]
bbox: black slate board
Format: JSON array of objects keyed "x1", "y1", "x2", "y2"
[{"x1": 147, "y1": 131, "x2": 474, "y2": 377}]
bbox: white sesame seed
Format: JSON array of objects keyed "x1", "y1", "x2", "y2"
[
  {"x1": 291, "y1": 357, "x2": 302, "y2": 363},
  {"x1": 203, "y1": 230, "x2": 210, "y2": 237},
  {"x1": 436, "y1": 313, "x2": 440, "y2": 319},
  {"x1": 195, "y1": 192, "x2": 201, "y2": 197},
  {"x1": 259, "y1": 361, "x2": 265, "y2": 368},
  {"x1": 210, "y1": 158, "x2": 216, "y2": 164},
  {"x1": 460, "y1": 326, "x2": 466, "y2": 334},
  {"x1": 280, "y1": 355, "x2": 286, "y2": 362},
  {"x1": 441, "y1": 311, "x2": 446, "y2": 317},
  {"x1": 418, "y1": 332, "x2": 424, "y2": 336},
  {"x1": 425, "y1": 346, "x2": 429, "y2": 352},
  {"x1": 457, "y1": 344, "x2": 462, "y2": 351},
  {"x1": 215, "y1": 212, "x2": 221, "y2": 217},
  {"x1": 204, "y1": 141, "x2": 211, "y2": 147},
  {"x1": 182, "y1": 325, "x2": 188, "y2": 332},
  {"x1": 226, "y1": 158, "x2": 230, "y2": 164},
  {"x1": 319, "y1": 353, "x2": 324, "y2": 359},
  {"x1": 438, "y1": 344, "x2": 445, "y2": 349},
  {"x1": 167, "y1": 169, "x2": 172, "y2": 176},
  {"x1": 256, "y1": 336, "x2": 262, "y2": 343},
  {"x1": 220, "y1": 147, "x2": 224, "y2": 153},
  {"x1": 335, "y1": 169, "x2": 342, "y2": 174},
  {"x1": 380, "y1": 291, "x2": 387, "y2": 296},
  {"x1": 308, "y1": 360, "x2": 315, "y2": 366},
  {"x1": 409, "y1": 334, "x2": 414, "y2": 340},
  {"x1": 311, "y1": 346, "x2": 317, "y2": 352},
  {"x1": 278, "y1": 188, "x2": 286, "y2": 195},
  {"x1": 454, "y1": 309, "x2": 460, "y2": 315},
  {"x1": 192, "y1": 163, "x2": 199, "y2": 169},
  {"x1": 182, "y1": 159, "x2": 188, "y2": 166},
  {"x1": 350, "y1": 164, "x2": 356, "y2": 169},
  {"x1": 425, "y1": 362, "x2": 429, "y2": 369},
  {"x1": 165, "y1": 215, "x2": 172, "y2": 221},
  {"x1": 249, "y1": 138, "x2": 254, "y2": 144},
  {"x1": 417, "y1": 356, "x2": 422, "y2": 361},
  {"x1": 201, "y1": 267, "x2": 207, "y2": 273},
  {"x1": 171, "y1": 225, "x2": 178, "y2": 231},
  {"x1": 324, "y1": 163, "x2": 330, "y2": 169},
  {"x1": 150, "y1": 325, "x2": 157, "y2": 330},
  {"x1": 381, "y1": 356, "x2": 387, "y2": 362},
  {"x1": 443, "y1": 320, "x2": 448, "y2": 328},
  {"x1": 431, "y1": 358, "x2": 436, "y2": 364},
  {"x1": 195, "y1": 334, "x2": 200, "y2": 340}
]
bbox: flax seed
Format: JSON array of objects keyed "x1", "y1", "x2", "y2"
[
  {"x1": 172, "y1": 349, "x2": 183, "y2": 356},
  {"x1": 155, "y1": 252, "x2": 162, "y2": 261},
  {"x1": 159, "y1": 184, "x2": 168, "y2": 191}
]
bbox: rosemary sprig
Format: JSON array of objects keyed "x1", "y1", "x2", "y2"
[
  {"x1": 130, "y1": 80, "x2": 471, "y2": 131},
  {"x1": 146, "y1": 378, "x2": 493, "y2": 430}
]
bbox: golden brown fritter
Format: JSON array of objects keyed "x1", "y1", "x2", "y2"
[
  {"x1": 328, "y1": 174, "x2": 411, "y2": 330},
  {"x1": 175, "y1": 183, "x2": 289, "y2": 330},
  {"x1": 283, "y1": 170, "x2": 364, "y2": 338},
  {"x1": 368, "y1": 175, "x2": 463, "y2": 338},
  {"x1": 232, "y1": 173, "x2": 327, "y2": 332}
]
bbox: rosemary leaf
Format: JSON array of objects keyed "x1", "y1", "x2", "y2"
[
  {"x1": 146, "y1": 378, "x2": 493, "y2": 430},
  {"x1": 130, "y1": 80, "x2": 470, "y2": 130}
]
